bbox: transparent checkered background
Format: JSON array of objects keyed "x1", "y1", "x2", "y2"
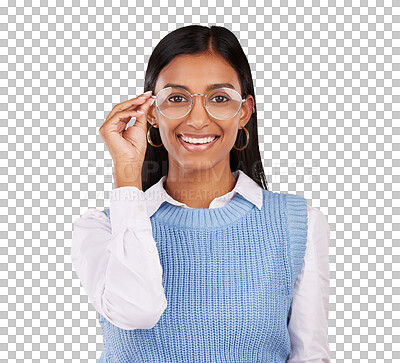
[{"x1": 1, "y1": 0, "x2": 399, "y2": 362}]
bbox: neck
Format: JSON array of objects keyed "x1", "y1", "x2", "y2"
[{"x1": 163, "y1": 162, "x2": 237, "y2": 209}]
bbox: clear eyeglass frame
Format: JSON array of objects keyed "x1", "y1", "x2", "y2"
[{"x1": 150, "y1": 86, "x2": 247, "y2": 120}]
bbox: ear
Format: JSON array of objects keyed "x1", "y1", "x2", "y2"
[
  {"x1": 239, "y1": 94, "x2": 255, "y2": 128},
  {"x1": 146, "y1": 102, "x2": 158, "y2": 127}
]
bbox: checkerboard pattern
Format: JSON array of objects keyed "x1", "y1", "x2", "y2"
[{"x1": 2, "y1": 1, "x2": 398, "y2": 362}]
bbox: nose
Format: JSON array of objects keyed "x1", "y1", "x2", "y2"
[{"x1": 185, "y1": 94, "x2": 210, "y2": 126}]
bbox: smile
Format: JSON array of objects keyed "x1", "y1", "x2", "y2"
[{"x1": 178, "y1": 135, "x2": 220, "y2": 152}]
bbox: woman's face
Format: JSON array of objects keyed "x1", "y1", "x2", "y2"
[{"x1": 147, "y1": 52, "x2": 254, "y2": 172}]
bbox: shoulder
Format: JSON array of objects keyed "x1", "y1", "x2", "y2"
[
  {"x1": 307, "y1": 204, "x2": 328, "y2": 219},
  {"x1": 265, "y1": 192, "x2": 330, "y2": 234},
  {"x1": 265, "y1": 191, "x2": 328, "y2": 221},
  {"x1": 306, "y1": 204, "x2": 330, "y2": 233},
  {"x1": 283, "y1": 193, "x2": 330, "y2": 234},
  {"x1": 261, "y1": 191, "x2": 329, "y2": 231},
  {"x1": 261, "y1": 191, "x2": 308, "y2": 223},
  {"x1": 271, "y1": 191, "x2": 308, "y2": 211},
  {"x1": 264, "y1": 190, "x2": 307, "y2": 203},
  {"x1": 261, "y1": 189, "x2": 307, "y2": 204}
]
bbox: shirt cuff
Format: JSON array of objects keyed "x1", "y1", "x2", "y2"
[{"x1": 109, "y1": 186, "x2": 152, "y2": 236}]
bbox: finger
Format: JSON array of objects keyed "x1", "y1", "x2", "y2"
[
  {"x1": 133, "y1": 96, "x2": 156, "y2": 129},
  {"x1": 103, "y1": 97, "x2": 154, "y2": 136},
  {"x1": 104, "y1": 110, "x2": 146, "y2": 134},
  {"x1": 136, "y1": 95, "x2": 155, "y2": 113},
  {"x1": 105, "y1": 92, "x2": 153, "y2": 122},
  {"x1": 105, "y1": 97, "x2": 147, "y2": 123},
  {"x1": 124, "y1": 93, "x2": 155, "y2": 113}
]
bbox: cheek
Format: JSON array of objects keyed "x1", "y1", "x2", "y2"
[
  {"x1": 222, "y1": 125, "x2": 241, "y2": 142},
  {"x1": 156, "y1": 123, "x2": 181, "y2": 150}
]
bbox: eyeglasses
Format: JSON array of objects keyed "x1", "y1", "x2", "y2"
[{"x1": 151, "y1": 86, "x2": 246, "y2": 120}]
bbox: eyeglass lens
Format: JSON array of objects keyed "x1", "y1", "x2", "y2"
[{"x1": 155, "y1": 87, "x2": 242, "y2": 119}]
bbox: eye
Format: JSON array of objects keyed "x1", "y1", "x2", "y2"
[
  {"x1": 168, "y1": 95, "x2": 189, "y2": 103},
  {"x1": 210, "y1": 95, "x2": 230, "y2": 103}
]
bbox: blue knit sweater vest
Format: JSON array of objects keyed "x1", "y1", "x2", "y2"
[{"x1": 97, "y1": 189, "x2": 308, "y2": 362}]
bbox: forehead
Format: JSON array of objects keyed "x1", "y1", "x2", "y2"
[{"x1": 155, "y1": 53, "x2": 241, "y2": 94}]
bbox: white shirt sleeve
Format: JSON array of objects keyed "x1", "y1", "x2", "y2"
[
  {"x1": 287, "y1": 205, "x2": 331, "y2": 363},
  {"x1": 70, "y1": 186, "x2": 167, "y2": 331}
]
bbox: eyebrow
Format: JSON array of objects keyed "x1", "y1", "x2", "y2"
[{"x1": 162, "y1": 83, "x2": 236, "y2": 92}]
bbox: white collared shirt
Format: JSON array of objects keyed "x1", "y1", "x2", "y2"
[{"x1": 71, "y1": 170, "x2": 331, "y2": 362}]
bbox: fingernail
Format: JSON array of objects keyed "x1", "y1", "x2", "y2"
[
  {"x1": 136, "y1": 109, "x2": 144, "y2": 113},
  {"x1": 150, "y1": 98, "x2": 155, "y2": 106},
  {"x1": 144, "y1": 91, "x2": 152, "y2": 95}
]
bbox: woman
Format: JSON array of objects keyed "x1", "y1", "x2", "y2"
[{"x1": 71, "y1": 25, "x2": 331, "y2": 362}]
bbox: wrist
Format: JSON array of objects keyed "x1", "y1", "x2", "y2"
[
  {"x1": 113, "y1": 162, "x2": 143, "y2": 190},
  {"x1": 114, "y1": 181, "x2": 142, "y2": 189}
]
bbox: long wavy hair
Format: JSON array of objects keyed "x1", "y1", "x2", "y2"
[{"x1": 141, "y1": 25, "x2": 268, "y2": 192}]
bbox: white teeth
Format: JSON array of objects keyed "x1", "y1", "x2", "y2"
[{"x1": 180, "y1": 136, "x2": 217, "y2": 144}]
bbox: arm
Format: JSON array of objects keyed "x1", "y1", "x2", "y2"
[
  {"x1": 70, "y1": 186, "x2": 167, "y2": 330},
  {"x1": 287, "y1": 205, "x2": 331, "y2": 363}
]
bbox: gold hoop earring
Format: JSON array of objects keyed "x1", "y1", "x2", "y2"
[
  {"x1": 252, "y1": 107, "x2": 255, "y2": 113},
  {"x1": 233, "y1": 125, "x2": 249, "y2": 151},
  {"x1": 147, "y1": 123, "x2": 163, "y2": 147}
]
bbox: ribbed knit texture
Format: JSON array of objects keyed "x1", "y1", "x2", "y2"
[{"x1": 98, "y1": 189, "x2": 308, "y2": 362}]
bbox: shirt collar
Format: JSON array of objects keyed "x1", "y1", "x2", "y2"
[{"x1": 144, "y1": 169, "x2": 263, "y2": 217}]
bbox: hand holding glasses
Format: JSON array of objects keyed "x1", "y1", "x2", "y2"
[
  {"x1": 151, "y1": 86, "x2": 246, "y2": 120},
  {"x1": 99, "y1": 91, "x2": 155, "y2": 189}
]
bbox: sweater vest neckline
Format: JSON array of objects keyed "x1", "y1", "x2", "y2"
[{"x1": 151, "y1": 191, "x2": 259, "y2": 229}]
